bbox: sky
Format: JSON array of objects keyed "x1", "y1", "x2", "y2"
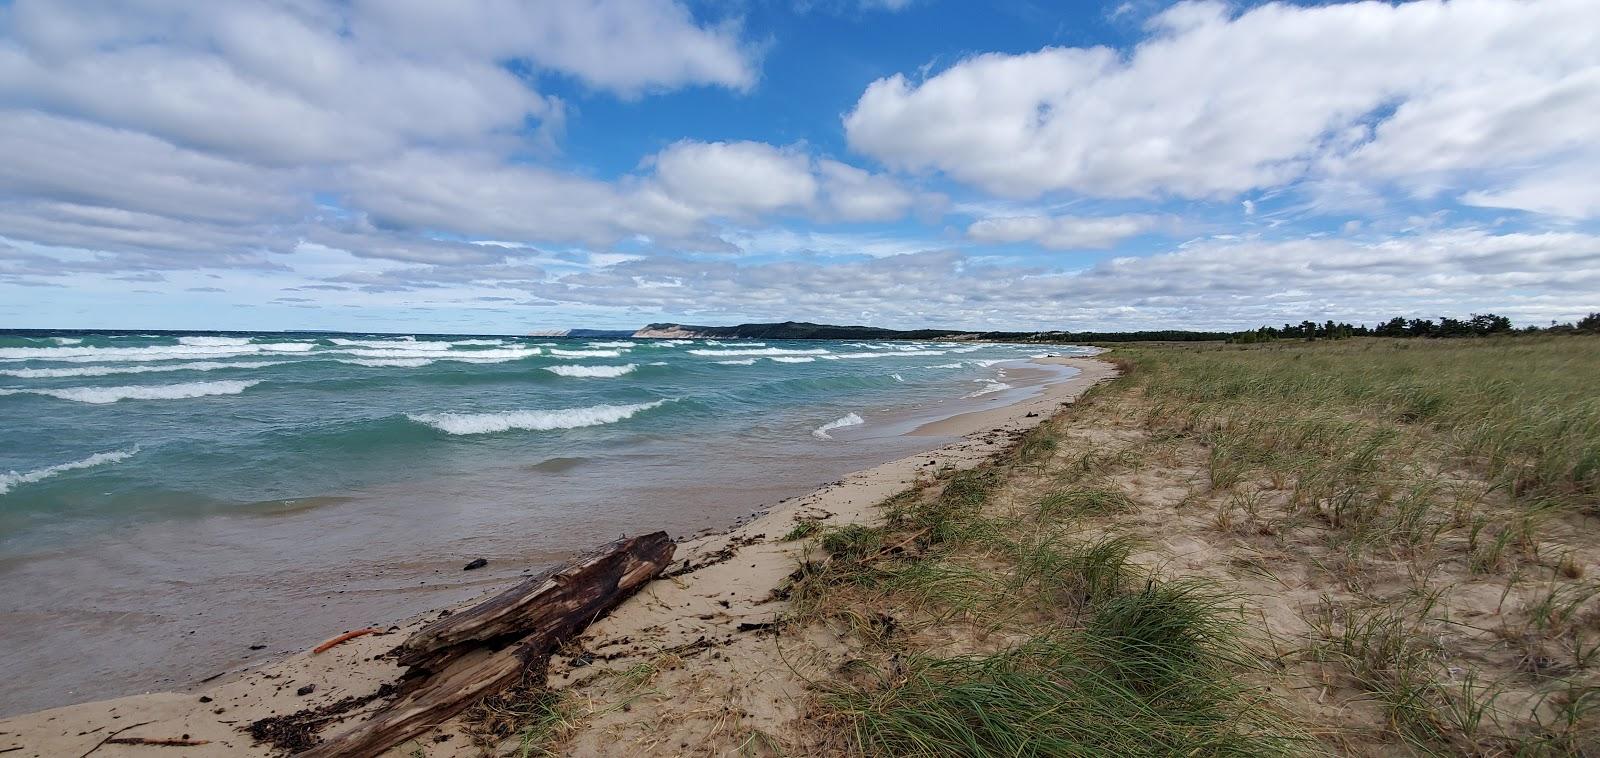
[{"x1": 0, "y1": 0, "x2": 1597, "y2": 334}]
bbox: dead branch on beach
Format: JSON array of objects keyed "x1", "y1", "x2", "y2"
[{"x1": 291, "y1": 531, "x2": 674, "y2": 758}]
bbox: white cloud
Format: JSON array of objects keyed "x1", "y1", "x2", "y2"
[
  {"x1": 649, "y1": 140, "x2": 818, "y2": 218},
  {"x1": 0, "y1": 110, "x2": 301, "y2": 224},
  {"x1": 515, "y1": 227, "x2": 1600, "y2": 329},
  {"x1": 1460, "y1": 163, "x2": 1600, "y2": 219},
  {"x1": 0, "y1": 0, "x2": 753, "y2": 165},
  {"x1": 818, "y1": 159, "x2": 918, "y2": 221},
  {"x1": 349, "y1": 0, "x2": 757, "y2": 95},
  {"x1": 967, "y1": 214, "x2": 1156, "y2": 250},
  {"x1": 844, "y1": 0, "x2": 1600, "y2": 217}
]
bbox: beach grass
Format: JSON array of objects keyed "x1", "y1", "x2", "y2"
[{"x1": 798, "y1": 335, "x2": 1600, "y2": 755}]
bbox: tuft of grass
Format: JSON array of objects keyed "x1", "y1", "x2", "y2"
[
  {"x1": 783, "y1": 519, "x2": 822, "y2": 541},
  {"x1": 1036, "y1": 486, "x2": 1136, "y2": 519},
  {"x1": 822, "y1": 586, "x2": 1293, "y2": 757},
  {"x1": 1082, "y1": 579, "x2": 1243, "y2": 695},
  {"x1": 1008, "y1": 534, "x2": 1139, "y2": 613},
  {"x1": 820, "y1": 524, "x2": 885, "y2": 562}
]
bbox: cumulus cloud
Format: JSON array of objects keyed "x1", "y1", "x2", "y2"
[
  {"x1": 0, "y1": 0, "x2": 753, "y2": 165},
  {"x1": 967, "y1": 214, "x2": 1157, "y2": 250},
  {"x1": 649, "y1": 140, "x2": 819, "y2": 218},
  {"x1": 843, "y1": 0, "x2": 1600, "y2": 217},
  {"x1": 817, "y1": 160, "x2": 918, "y2": 222}
]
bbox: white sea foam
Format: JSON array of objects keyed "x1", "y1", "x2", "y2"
[
  {"x1": 0, "y1": 344, "x2": 262, "y2": 362},
  {"x1": 0, "y1": 448, "x2": 139, "y2": 496},
  {"x1": 0, "y1": 360, "x2": 285, "y2": 378},
  {"x1": 715, "y1": 359, "x2": 757, "y2": 365},
  {"x1": 891, "y1": 373, "x2": 905, "y2": 382},
  {"x1": 586, "y1": 341, "x2": 636, "y2": 348},
  {"x1": 964, "y1": 381, "x2": 1013, "y2": 398},
  {"x1": 812, "y1": 412, "x2": 864, "y2": 439},
  {"x1": 330, "y1": 338, "x2": 504, "y2": 351},
  {"x1": 7, "y1": 379, "x2": 261, "y2": 404},
  {"x1": 549, "y1": 348, "x2": 623, "y2": 358},
  {"x1": 409, "y1": 400, "x2": 667, "y2": 435},
  {"x1": 341, "y1": 358, "x2": 435, "y2": 368},
  {"x1": 178, "y1": 336, "x2": 252, "y2": 347},
  {"x1": 688, "y1": 348, "x2": 830, "y2": 357},
  {"x1": 340, "y1": 347, "x2": 538, "y2": 361},
  {"x1": 970, "y1": 359, "x2": 1013, "y2": 368},
  {"x1": 544, "y1": 363, "x2": 636, "y2": 378},
  {"x1": 947, "y1": 346, "x2": 982, "y2": 353},
  {"x1": 927, "y1": 362, "x2": 966, "y2": 369},
  {"x1": 53, "y1": 337, "x2": 83, "y2": 345},
  {"x1": 769, "y1": 356, "x2": 816, "y2": 363}
]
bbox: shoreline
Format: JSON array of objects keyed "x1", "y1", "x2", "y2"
[{"x1": 0, "y1": 356, "x2": 1116, "y2": 757}]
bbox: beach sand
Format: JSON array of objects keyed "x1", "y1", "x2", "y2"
[{"x1": 0, "y1": 356, "x2": 1116, "y2": 757}]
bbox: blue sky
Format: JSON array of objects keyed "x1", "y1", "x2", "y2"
[{"x1": 0, "y1": 0, "x2": 1596, "y2": 333}]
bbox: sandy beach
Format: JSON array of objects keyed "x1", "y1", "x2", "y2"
[{"x1": 0, "y1": 356, "x2": 1116, "y2": 757}]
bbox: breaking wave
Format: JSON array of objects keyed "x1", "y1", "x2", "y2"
[
  {"x1": 964, "y1": 381, "x2": 1013, "y2": 398},
  {"x1": 812, "y1": 412, "x2": 864, "y2": 439},
  {"x1": 408, "y1": 400, "x2": 668, "y2": 435},
  {"x1": 177, "y1": 336, "x2": 253, "y2": 347},
  {"x1": 549, "y1": 348, "x2": 624, "y2": 358},
  {"x1": 4, "y1": 380, "x2": 262, "y2": 404},
  {"x1": 0, "y1": 448, "x2": 140, "y2": 496},
  {"x1": 689, "y1": 348, "x2": 831, "y2": 357},
  {"x1": 340, "y1": 358, "x2": 435, "y2": 368},
  {"x1": 0, "y1": 360, "x2": 285, "y2": 378},
  {"x1": 544, "y1": 363, "x2": 637, "y2": 378}
]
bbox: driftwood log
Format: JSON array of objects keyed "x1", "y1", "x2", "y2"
[{"x1": 298, "y1": 531, "x2": 674, "y2": 758}]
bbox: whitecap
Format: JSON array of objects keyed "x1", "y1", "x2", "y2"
[
  {"x1": 0, "y1": 344, "x2": 267, "y2": 362},
  {"x1": 6, "y1": 379, "x2": 261, "y2": 404},
  {"x1": 341, "y1": 347, "x2": 538, "y2": 361},
  {"x1": 586, "y1": 341, "x2": 637, "y2": 348},
  {"x1": 0, "y1": 360, "x2": 285, "y2": 378},
  {"x1": 926, "y1": 362, "x2": 966, "y2": 369},
  {"x1": 812, "y1": 413, "x2": 864, "y2": 440},
  {"x1": 769, "y1": 356, "x2": 816, "y2": 363},
  {"x1": 340, "y1": 358, "x2": 435, "y2": 368},
  {"x1": 408, "y1": 400, "x2": 667, "y2": 435},
  {"x1": 891, "y1": 373, "x2": 905, "y2": 382},
  {"x1": 715, "y1": 359, "x2": 757, "y2": 366},
  {"x1": 688, "y1": 348, "x2": 830, "y2": 357},
  {"x1": 0, "y1": 447, "x2": 139, "y2": 496},
  {"x1": 549, "y1": 348, "x2": 624, "y2": 358},
  {"x1": 177, "y1": 336, "x2": 252, "y2": 347},
  {"x1": 964, "y1": 381, "x2": 1012, "y2": 398},
  {"x1": 544, "y1": 363, "x2": 636, "y2": 378}
]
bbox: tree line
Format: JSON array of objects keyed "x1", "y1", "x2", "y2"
[{"x1": 1231, "y1": 312, "x2": 1600, "y2": 343}]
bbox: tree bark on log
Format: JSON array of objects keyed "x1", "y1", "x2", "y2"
[{"x1": 297, "y1": 531, "x2": 674, "y2": 758}]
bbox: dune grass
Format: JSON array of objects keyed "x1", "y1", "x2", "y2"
[{"x1": 799, "y1": 336, "x2": 1600, "y2": 756}]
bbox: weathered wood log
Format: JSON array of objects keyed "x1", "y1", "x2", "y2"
[{"x1": 297, "y1": 531, "x2": 674, "y2": 758}]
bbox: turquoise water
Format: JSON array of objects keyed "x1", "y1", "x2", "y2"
[{"x1": 0, "y1": 331, "x2": 1087, "y2": 714}]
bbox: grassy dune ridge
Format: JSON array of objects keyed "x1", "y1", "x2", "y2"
[{"x1": 794, "y1": 336, "x2": 1600, "y2": 756}]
